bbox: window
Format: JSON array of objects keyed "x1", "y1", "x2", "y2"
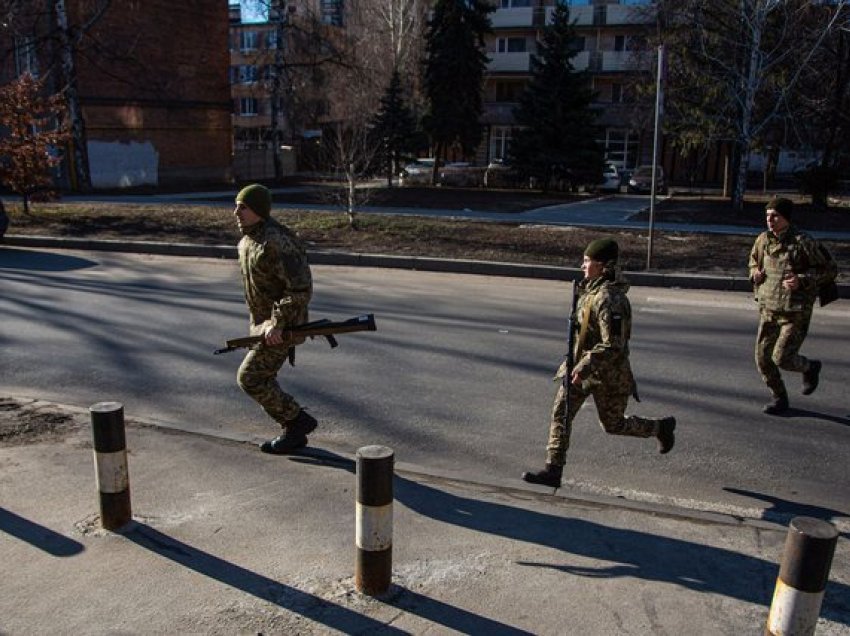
[
  {"x1": 265, "y1": 31, "x2": 279, "y2": 50},
  {"x1": 240, "y1": 30, "x2": 257, "y2": 52},
  {"x1": 611, "y1": 83, "x2": 622, "y2": 103},
  {"x1": 500, "y1": 0, "x2": 531, "y2": 7},
  {"x1": 570, "y1": 36, "x2": 585, "y2": 54},
  {"x1": 495, "y1": 81, "x2": 524, "y2": 102},
  {"x1": 239, "y1": 65, "x2": 258, "y2": 84},
  {"x1": 614, "y1": 35, "x2": 625, "y2": 52},
  {"x1": 14, "y1": 36, "x2": 38, "y2": 78},
  {"x1": 239, "y1": 97, "x2": 259, "y2": 116},
  {"x1": 321, "y1": 0, "x2": 343, "y2": 26},
  {"x1": 497, "y1": 37, "x2": 527, "y2": 53},
  {"x1": 489, "y1": 126, "x2": 513, "y2": 161}
]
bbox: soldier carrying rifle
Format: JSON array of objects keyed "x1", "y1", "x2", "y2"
[
  {"x1": 522, "y1": 238, "x2": 676, "y2": 489},
  {"x1": 232, "y1": 183, "x2": 317, "y2": 454}
]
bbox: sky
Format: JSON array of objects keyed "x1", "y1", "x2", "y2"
[{"x1": 232, "y1": 0, "x2": 267, "y2": 24}]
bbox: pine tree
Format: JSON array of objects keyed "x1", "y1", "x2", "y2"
[
  {"x1": 509, "y1": 3, "x2": 603, "y2": 192},
  {"x1": 0, "y1": 74, "x2": 70, "y2": 214},
  {"x1": 423, "y1": 0, "x2": 493, "y2": 181},
  {"x1": 371, "y1": 71, "x2": 419, "y2": 187}
]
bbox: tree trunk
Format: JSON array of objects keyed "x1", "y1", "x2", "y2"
[
  {"x1": 54, "y1": 0, "x2": 91, "y2": 192},
  {"x1": 270, "y1": 0, "x2": 288, "y2": 181}
]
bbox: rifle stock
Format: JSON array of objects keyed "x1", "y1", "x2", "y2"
[{"x1": 214, "y1": 314, "x2": 377, "y2": 355}]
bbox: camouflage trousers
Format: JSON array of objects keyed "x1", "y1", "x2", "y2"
[
  {"x1": 755, "y1": 307, "x2": 812, "y2": 399},
  {"x1": 237, "y1": 346, "x2": 301, "y2": 429},
  {"x1": 545, "y1": 381, "x2": 662, "y2": 467}
]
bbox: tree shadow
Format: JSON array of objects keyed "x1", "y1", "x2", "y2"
[
  {"x1": 289, "y1": 451, "x2": 850, "y2": 627},
  {"x1": 723, "y1": 487, "x2": 850, "y2": 538},
  {"x1": 0, "y1": 507, "x2": 84, "y2": 557},
  {"x1": 0, "y1": 247, "x2": 98, "y2": 272}
]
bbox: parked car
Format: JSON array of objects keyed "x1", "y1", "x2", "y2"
[
  {"x1": 400, "y1": 158, "x2": 436, "y2": 186},
  {"x1": 0, "y1": 200, "x2": 8, "y2": 239},
  {"x1": 593, "y1": 162, "x2": 621, "y2": 193},
  {"x1": 627, "y1": 165, "x2": 666, "y2": 194},
  {"x1": 484, "y1": 159, "x2": 529, "y2": 189},
  {"x1": 438, "y1": 161, "x2": 484, "y2": 187}
]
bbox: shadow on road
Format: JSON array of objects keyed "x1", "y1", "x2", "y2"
[
  {"x1": 0, "y1": 247, "x2": 98, "y2": 272},
  {"x1": 290, "y1": 449, "x2": 850, "y2": 627},
  {"x1": 723, "y1": 487, "x2": 850, "y2": 538},
  {"x1": 125, "y1": 522, "x2": 405, "y2": 634},
  {"x1": 0, "y1": 507, "x2": 84, "y2": 557}
]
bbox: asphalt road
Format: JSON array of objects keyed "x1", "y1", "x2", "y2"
[{"x1": 2, "y1": 246, "x2": 848, "y2": 529}]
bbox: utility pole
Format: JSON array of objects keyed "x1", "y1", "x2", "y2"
[
  {"x1": 646, "y1": 43, "x2": 664, "y2": 270},
  {"x1": 269, "y1": 0, "x2": 288, "y2": 181}
]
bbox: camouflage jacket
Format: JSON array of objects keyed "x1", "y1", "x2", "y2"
[
  {"x1": 748, "y1": 226, "x2": 833, "y2": 313},
  {"x1": 556, "y1": 272, "x2": 634, "y2": 392},
  {"x1": 238, "y1": 218, "x2": 312, "y2": 335}
]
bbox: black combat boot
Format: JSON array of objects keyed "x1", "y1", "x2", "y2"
[
  {"x1": 260, "y1": 410, "x2": 317, "y2": 455},
  {"x1": 656, "y1": 417, "x2": 676, "y2": 454},
  {"x1": 259, "y1": 429, "x2": 307, "y2": 454},
  {"x1": 522, "y1": 463, "x2": 563, "y2": 488},
  {"x1": 290, "y1": 409, "x2": 318, "y2": 435},
  {"x1": 762, "y1": 393, "x2": 789, "y2": 415},
  {"x1": 802, "y1": 360, "x2": 822, "y2": 395}
]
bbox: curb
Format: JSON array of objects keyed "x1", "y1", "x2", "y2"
[
  {"x1": 1, "y1": 395, "x2": 804, "y2": 534},
  {"x1": 3, "y1": 234, "x2": 848, "y2": 297}
]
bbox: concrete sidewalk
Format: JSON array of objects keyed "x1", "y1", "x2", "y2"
[{"x1": 2, "y1": 397, "x2": 848, "y2": 634}]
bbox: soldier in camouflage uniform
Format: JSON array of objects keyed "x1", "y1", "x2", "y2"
[
  {"x1": 749, "y1": 196, "x2": 832, "y2": 415},
  {"x1": 233, "y1": 184, "x2": 317, "y2": 454},
  {"x1": 522, "y1": 238, "x2": 676, "y2": 488}
]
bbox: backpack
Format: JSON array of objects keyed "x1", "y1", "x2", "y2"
[{"x1": 816, "y1": 243, "x2": 839, "y2": 307}]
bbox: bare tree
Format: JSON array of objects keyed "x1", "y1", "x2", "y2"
[{"x1": 643, "y1": 0, "x2": 848, "y2": 210}]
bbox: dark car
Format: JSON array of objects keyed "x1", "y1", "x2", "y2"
[
  {"x1": 0, "y1": 200, "x2": 8, "y2": 239},
  {"x1": 627, "y1": 165, "x2": 666, "y2": 194}
]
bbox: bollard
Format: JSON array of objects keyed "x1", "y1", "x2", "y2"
[
  {"x1": 766, "y1": 516, "x2": 838, "y2": 636},
  {"x1": 90, "y1": 402, "x2": 132, "y2": 531},
  {"x1": 355, "y1": 445, "x2": 393, "y2": 596}
]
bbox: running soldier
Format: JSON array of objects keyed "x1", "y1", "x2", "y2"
[
  {"x1": 749, "y1": 196, "x2": 835, "y2": 415},
  {"x1": 522, "y1": 238, "x2": 676, "y2": 488},
  {"x1": 233, "y1": 183, "x2": 317, "y2": 453}
]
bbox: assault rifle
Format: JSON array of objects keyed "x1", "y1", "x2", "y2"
[
  {"x1": 560, "y1": 281, "x2": 580, "y2": 434},
  {"x1": 214, "y1": 314, "x2": 377, "y2": 355}
]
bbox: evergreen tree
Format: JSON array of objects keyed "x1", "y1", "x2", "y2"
[
  {"x1": 423, "y1": 0, "x2": 493, "y2": 181},
  {"x1": 371, "y1": 70, "x2": 419, "y2": 187},
  {"x1": 509, "y1": 3, "x2": 603, "y2": 192}
]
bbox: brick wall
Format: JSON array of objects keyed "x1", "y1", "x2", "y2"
[{"x1": 72, "y1": 0, "x2": 233, "y2": 186}]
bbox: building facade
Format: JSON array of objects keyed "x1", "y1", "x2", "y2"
[
  {"x1": 0, "y1": 0, "x2": 232, "y2": 189},
  {"x1": 482, "y1": 0, "x2": 654, "y2": 172}
]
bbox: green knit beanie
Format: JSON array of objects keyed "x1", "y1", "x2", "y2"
[
  {"x1": 584, "y1": 238, "x2": 619, "y2": 263},
  {"x1": 765, "y1": 196, "x2": 793, "y2": 221},
  {"x1": 236, "y1": 184, "x2": 272, "y2": 218}
]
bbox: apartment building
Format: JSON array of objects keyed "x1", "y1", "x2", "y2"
[
  {"x1": 229, "y1": 1, "x2": 346, "y2": 178},
  {"x1": 0, "y1": 0, "x2": 232, "y2": 189},
  {"x1": 483, "y1": 0, "x2": 654, "y2": 172}
]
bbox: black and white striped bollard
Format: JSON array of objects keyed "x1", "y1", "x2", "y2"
[
  {"x1": 766, "y1": 516, "x2": 838, "y2": 636},
  {"x1": 90, "y1": 402, "x2": 132, "y2": 531},
  {"x1": 355, "y1": 445, "x2": 393, "y2": 596}
]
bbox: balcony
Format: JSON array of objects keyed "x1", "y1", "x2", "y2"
[
  {"x1": 547, "y1": 5, "x2": 592, "y2": 26},
  {"x1": 491, "y1": 7, "x2": 533, "y2": 28},
  {"x1": 601, "y1": 51, "x2": 648, "y2": 72},
  {"x1": 487, "y1": 52, "x2": 531, "y2": 73}
]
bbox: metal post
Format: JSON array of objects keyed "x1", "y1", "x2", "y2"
[
  {"x1": 766, "y1": 516, "x2": 838, "y2": 636},
  {"x1": 90, "y1": 402, "x2": 131, "y2": 531},
  {"x1": 355, "y1": 445, "x2": 393, "y2": 596},
  {"x1": 646, "y1": 44, "x2": 664, "y2": 271}
]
